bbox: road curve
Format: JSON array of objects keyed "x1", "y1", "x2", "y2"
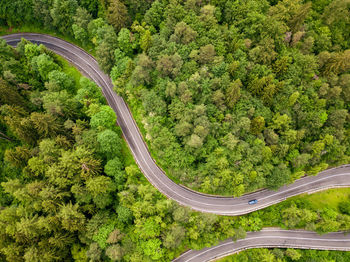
[
  {"x1": 173, "y1": 228, "x2": 350, "y2": 262},
  {"x1": 2, "y1": 33, "x2": 350, "y2": 215}
]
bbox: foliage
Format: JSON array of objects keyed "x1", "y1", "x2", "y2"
[
  {"x1": 0, "y1": 40, "x2": 128, "y2": 261},
  {"x1": 112, "y1": 0, "x2": 350, "y2": 196},
  {"x1": 0, "y1": 39, "x2": 256, "y2": 262},
  {"x1": 1, "y1": 0, "x2": 350, "y2": 261}
]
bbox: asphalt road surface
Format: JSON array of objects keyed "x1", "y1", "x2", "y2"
[
  {"x1": 173, "y1": 228, "x2": 350, "y2": 262},
  {"x1": 2, "y1": 33, "x2": 350, "y2": 216},
  {"x1": 3, "y1": 33, "x2": 350, "y2": 262}
]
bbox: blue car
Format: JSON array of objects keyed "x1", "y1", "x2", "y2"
[{"x1": 248, "y1": 199, "x2": 258, "y2": 205}]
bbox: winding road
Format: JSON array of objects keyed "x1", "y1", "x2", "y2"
[
  {"x1": 2, "y1": 33, "x2": 350, "y2": 216},
  {"x1": 2, "y1": 33, "x2": 350, "y2": 261},
  {"x1": 173, "y1": 228, "x2": 350, "y2": 262}
]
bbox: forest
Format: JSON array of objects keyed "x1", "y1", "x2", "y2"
[
  {"x1": 0, "y1": 0, "x2": 350, "y2": 261},
  {"x1": 1, "y1": 0, "x2": 350, "y2": 196}
]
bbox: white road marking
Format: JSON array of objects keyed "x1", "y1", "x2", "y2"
[
  {"x1": 5, "y1": 33, "x2": 350, "y2": 262},
  {"x1": 3, "y1": 34, "x2": 350, "y2": 215},
  {"x1": 179, "y1": 234, "x2": 350, "y2": 262}
]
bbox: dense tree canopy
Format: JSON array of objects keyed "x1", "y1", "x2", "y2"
[
  {"x1": 1, "y1": 0, "x2": 350, "y2": 261},
  {"x1": 111, "y1": 0, "x2": 350, "y2": 196},
  {"x1": 0, "y1": 38, "x2": 263, "y2": 262}
]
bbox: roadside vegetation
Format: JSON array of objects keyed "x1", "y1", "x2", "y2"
[
  {"x1": 0, "y1": 37, "x2": 262, "y2": 262},
  {"x1": 2, "y1": 0, "x2": 350, "y2": 197},
  {"x1": 218, "y1": 248, "x2": 350, "y2": 262},
  {"x1": 1, "y1": 0, "x2": 350, "y2": 261}
]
